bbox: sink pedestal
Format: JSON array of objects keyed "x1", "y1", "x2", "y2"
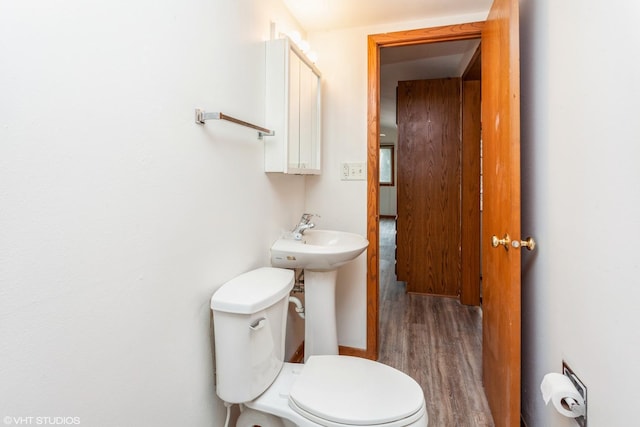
[
  {"x1": 303, "y1": 269, "x2": 338, "y2": 361},
  {"x1": 270, "y1": 229, "x2": 369, "y2": 362}
]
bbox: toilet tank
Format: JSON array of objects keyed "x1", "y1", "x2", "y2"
[{"x1": 211, "y1": 267, "x2": 294, "y2": 403}]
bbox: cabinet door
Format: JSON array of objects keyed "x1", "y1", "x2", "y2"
[
  {"x1": 298, "y1": 59, "x2": 320, "y2": 171},
  {"x1": 288, "y1": 50, "x2": 302, "y2": 170},
  {"x1": 265, "y1": 37, "x2": 321, "y2": 174}
]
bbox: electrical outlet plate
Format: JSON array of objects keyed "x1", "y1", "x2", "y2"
[{"x1": 562, "y1": 361, "x2": 587, "y2": 427}]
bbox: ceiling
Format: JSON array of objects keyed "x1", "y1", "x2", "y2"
[
  {"x1": 282, "y1": 0, "x2": 491, "y2": 32},
  {"x1": 283, "y1": 0, "x2": 488, "y2": 144},
  {"x1": 380, "y1": 39, "x2": 481, "y2": 142}
]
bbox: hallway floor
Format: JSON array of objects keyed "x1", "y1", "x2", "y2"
[{"x1": 377, "y1": 218, "x2": 495, "y2": 426}]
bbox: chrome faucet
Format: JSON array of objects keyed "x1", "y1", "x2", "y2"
[{"x1": 292, "y1": 213, "x2": 318, "y2": 240}]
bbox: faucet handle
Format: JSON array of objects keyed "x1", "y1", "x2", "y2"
[{"x1": 300, "y1": 213, "x2": 319, "y2": 224}]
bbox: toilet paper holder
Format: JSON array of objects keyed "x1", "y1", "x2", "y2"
[{"x1": 562, "y1": 361, "x2": 588, "y2": 427}]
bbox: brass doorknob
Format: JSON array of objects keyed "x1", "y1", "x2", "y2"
[
  {"x1": 512, "y1": 237, "x2": 536, "y2": 251},
  {"x1": 491, "y1": 234, "x2": 511, "y2": 250}
]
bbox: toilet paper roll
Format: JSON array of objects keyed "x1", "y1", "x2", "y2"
[{"x1": 540, "y1": 373, "x2": 585, "y2": 418}]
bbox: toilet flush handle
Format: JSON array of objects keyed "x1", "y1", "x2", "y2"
[{"x1": 249, "y1": 317, "x2": 267, "y2": 331}]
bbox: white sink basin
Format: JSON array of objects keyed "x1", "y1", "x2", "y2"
[{"x1": 270, "y1": 229, "x2": 369, "y2": 271}]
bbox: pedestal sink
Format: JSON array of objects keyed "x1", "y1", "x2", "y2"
[{"x1": 270, "y1": 230, "x2": 369, "y2": 361}]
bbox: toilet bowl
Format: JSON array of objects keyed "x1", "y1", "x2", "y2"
[
  {"x1": 211, "y1": 267, "x2": 428, "y2": 427},
  {"x1": 242, "y1": 358, "x2": 427, "y2": 427}
]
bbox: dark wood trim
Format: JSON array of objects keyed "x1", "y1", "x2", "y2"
[
  {"x1": 460, "y1": 79, "x2": 482, "y2": 306},
  {"x1": 367, "y1": 21, "x2": 485, "y2": 360}
]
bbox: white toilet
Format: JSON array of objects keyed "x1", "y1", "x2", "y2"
[{"x1": 211, "y1": 267, "x2": 428, "y2": 427}]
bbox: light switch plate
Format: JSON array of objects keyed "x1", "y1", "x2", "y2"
[{"x1": 341, "y1": 162, "x2": 366, "y2": 181}]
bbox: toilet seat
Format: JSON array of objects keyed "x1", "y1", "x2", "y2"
[{"x1": 289, "y1": 355, "x2": 425, "y2": 426}]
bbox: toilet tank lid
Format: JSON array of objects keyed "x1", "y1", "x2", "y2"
[{"x1": 211, "y1": 267, "x2": 294, "y2": 314}]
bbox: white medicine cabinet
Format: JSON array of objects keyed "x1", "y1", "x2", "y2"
[{"x1": 265, "y1": 37, "x2": 321, "y2": 174}]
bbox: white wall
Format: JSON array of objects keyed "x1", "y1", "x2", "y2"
[
  {"x1": 380, "y1": 185, "x2": 397, "y2": 217},
  {"x1": 305, "y1": 11, "x2": 488, "y2": 349},
  {"x1": 520, "y1": 0, "x2": 640, "y2": 425},
  {"x1": 0, "y1": 1, "x2": 308, "y2": 425}
]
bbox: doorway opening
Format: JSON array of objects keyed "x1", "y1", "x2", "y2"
[{"x1": 365, "y1": 22, "x2": 484, "y2": 360}]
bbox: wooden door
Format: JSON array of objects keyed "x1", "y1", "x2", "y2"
[
  {"x1": 481, "y1": 0, "x2": 521, "y2": 425},
  {"x1": 396, "y1": 78, "x2": 461, "y2": 296}
]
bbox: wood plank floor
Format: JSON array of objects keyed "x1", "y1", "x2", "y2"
[{"x1": 377, "y1": 218, "x2": 495, "y2": 427}]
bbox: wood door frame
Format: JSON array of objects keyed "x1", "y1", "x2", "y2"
[{"x1": 366, "y1": 22, "x2": 485, "y2": 360}]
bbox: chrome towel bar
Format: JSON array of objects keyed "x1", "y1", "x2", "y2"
[{"x1": 195, "y1": 109, "x2": 275, "y2": 139}]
